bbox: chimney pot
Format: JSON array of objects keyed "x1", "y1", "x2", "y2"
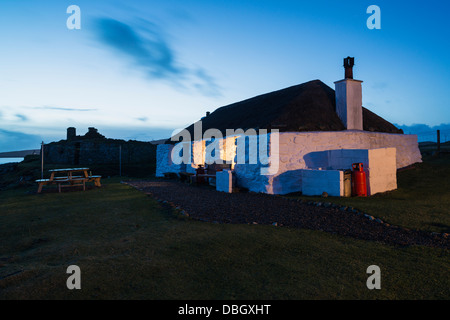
[{"x1": 344, "y1": 56, "x2": 355, "y2": 79}]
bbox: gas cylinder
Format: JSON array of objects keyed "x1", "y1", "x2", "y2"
[{"x1": 351, "y1": 163, "x2": 367, "y2": 197}]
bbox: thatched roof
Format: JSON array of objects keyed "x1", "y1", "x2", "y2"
[{"x1": 171, "y1": 79, "x2": 402, "y2": 142}]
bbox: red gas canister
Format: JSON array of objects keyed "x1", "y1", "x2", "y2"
[{"x1": 351, "y1": 163, "x2": 367, "y2": 197}]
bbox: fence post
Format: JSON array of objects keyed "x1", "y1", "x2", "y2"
[
  {"x1": 437, "y1": 130, "x2": 441, "y2": 154},
  {"x1": 119, "y1": 145, "x2": 122, "y2": 177}
]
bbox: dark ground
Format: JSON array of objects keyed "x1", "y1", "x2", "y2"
[{"x1": 126, "y1": 179, "x2": 449, "y2": 249}]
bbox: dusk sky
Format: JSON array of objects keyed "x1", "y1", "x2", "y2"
[{"x1": 1, "y1": 0, "x2": 449, "y2": 151}]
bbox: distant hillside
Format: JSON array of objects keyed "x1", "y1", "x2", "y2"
[
  {"x1": 419, "y1": 141, "x2": 450, "y2": 147},
  {"x1": 0, "y1": 149, "x2": 40, "y2": 158}
]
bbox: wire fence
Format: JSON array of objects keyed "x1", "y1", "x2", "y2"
[
  {"x1": 411, "y1": 129, "x2": 450, "y2": 144},
  {"x1": 38, "y1": 143, "x2": 158, "y2": 179},
  {"x1": 38, "y1": 143, "x2": 124, "y2": 179},
  {"x1": 408, "y1": 129, "x2": 450, "y2": 155}
]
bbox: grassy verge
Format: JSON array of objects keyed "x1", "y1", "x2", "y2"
[
  {"x1": 0, "y1": 155, "x2": 155, "y2": 190},
  {"x1": 0, "y1": 178, "x2": 448, "y2": 299}
]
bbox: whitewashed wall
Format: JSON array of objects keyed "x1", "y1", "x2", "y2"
[
  {"x1": 155, "y1": 144, "x2": 183, "y2": 177},
  {"x1": 156, "y1": 131, "x2": 421, "y2": 195},
  {"x1": 276, "y1": 131, "x2": 420, "y2": 170},
  {"x1": 233, "y1": 133, "x2": 273, "y2": 193},
  {"x1": 302, "y1": 170, "x2": 344, "y2": 197},
  {"x1": 267, "y1": 131, "x2": 420, "y2": 194}
]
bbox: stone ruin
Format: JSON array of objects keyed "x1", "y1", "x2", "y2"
[{"x1": 44, "y1": 127, "x2": 156, "y2": 166}]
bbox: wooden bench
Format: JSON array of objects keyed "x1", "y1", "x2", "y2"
[
  {"x1": 56, "y1": 177, "x2": 86, "y2": 193},
  {"x1": 36, "y1": 179, "x2": 52, "y2": 194},
  {"x1": 88, "y1": 175, "x2": 102, "y2": 187},
  {"x1": 36, "y1": 178, "x2": 85, "y2": 193},
  {"x1": 55, "y1": 176, "x2": 101, "y2": 192}
]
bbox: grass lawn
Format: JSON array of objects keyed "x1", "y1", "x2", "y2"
[
  {"x1": 0, "y1": 173, "x2": 449, "y2": 299},
  {"x1": 286, "y1": 154, "x2": 450, "y2": 234}
]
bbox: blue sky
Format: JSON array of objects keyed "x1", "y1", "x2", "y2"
[{"x1": 0, "y1": 0, "x2": 449, "y2": 151}]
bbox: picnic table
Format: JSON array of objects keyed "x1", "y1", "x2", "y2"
[{"x1": 36, "y1": 168, "x2": 101, "y2": 193}]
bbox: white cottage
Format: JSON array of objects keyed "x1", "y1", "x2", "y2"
[{"x1": 156, "y1": 58, "x2": 422, "y2": 196}]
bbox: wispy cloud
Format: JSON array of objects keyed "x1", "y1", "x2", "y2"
[
  {"x1": 15, "y1": 114, "x2": 28, "y2": 121},
  {"x1": 34, "y1": 106, "x2": 97, "y2": 112},
  {"x1": 0, "y1": 129, "x2": 42, "y2": 152},
  {"x1": 93, "y1": 17, "x2": 221, "y2": 97}
]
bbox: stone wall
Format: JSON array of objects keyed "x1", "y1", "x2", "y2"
[{"x1": 45, "y1": 139, "x2": 156, "y2": 165}]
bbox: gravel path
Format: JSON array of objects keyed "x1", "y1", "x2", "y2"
[{"x1": 126, "y1": 180, "x2": 449, "y2": 249}]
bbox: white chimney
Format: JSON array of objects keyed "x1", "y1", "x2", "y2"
[{"x1": 334, "y1": 57, "x2": 363, "y2": 130}]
